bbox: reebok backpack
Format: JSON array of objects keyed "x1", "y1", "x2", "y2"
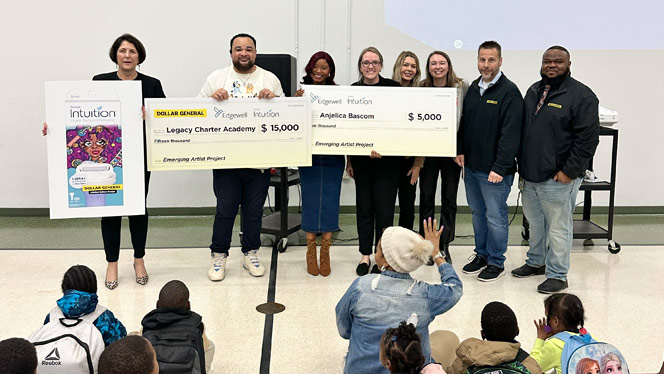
[
  {"x1": 467, "y1": 348, "x2": 532, "y2": 374},
  {"x1": 28, "y1": 305, "x2": 106, "y2": 374},
  {"x1": 143, "y1": 325, "x2": 206, "y2": 374},
  {"x1": 555, "y1": 332, "x2": 630, "y2": 374}
]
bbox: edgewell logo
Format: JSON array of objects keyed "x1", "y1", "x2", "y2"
[
  {"x1": 214, "y1": 107, "x2": 224, "y2": 118},
  {"x1": 310, "y1": 93, "x2": 343, "y2": 106}
]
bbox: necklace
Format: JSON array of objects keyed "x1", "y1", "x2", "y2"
[{"x1": 235, "y1": 69, "x2": 255, "y2": 86}]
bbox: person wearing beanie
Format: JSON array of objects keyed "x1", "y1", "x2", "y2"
[{"x1": 336, "y1": 218, "x2": 463, "y2": 374}]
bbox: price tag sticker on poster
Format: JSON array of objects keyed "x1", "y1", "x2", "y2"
[{"x1": 44, "y1": 81, "x2": 145, "y2": 219}]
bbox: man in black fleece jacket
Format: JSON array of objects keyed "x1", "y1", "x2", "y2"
[
  {"x1": 456, "y1": 41, "x2": 523, "y2": 282},
  {"x1": 512, "y1": 46, "x2": 599, "y2": 294}
]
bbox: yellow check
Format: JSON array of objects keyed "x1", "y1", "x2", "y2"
[{"x1": 145, "y1": 98, "x2": 311, "y2": 170}]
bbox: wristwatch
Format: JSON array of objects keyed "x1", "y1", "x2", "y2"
[{"x1": 431, "y1": 252, "x2": 445, "y2": 261}]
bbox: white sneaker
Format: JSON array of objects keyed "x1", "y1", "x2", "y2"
[
  {"x1": 208, "y1": 253, "x2": 227, "y2": 281},
  {"x1": 243, "y1": 250, "x2": 265, "y2": 277}
]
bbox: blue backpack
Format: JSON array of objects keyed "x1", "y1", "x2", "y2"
[{"x1": 555, "y1": 331, "x2": 629, "y2": 374}]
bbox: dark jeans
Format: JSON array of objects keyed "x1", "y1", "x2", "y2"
[
  {"x1": 398, "y1": 157, "x2": 417, "y2": 230},
  {"x1": 351, "y1": 156, "x2": 402, "y2": 255},
  {"x1": 210, "y1": 168, "x2": 271, "y2": 255},
  {"x1": 418, "y1": 157, "x2": 461, "y2": 246},
  {"x1": 102, "y1": 171, "x2": 151, "y2": 262}
]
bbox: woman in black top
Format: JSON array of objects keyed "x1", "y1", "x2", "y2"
[
  {"x1": 95, "y1": 34, "x2": 165, "y2": 289},
  {"x1": 346, "y1": 47, "x2": 402, "y2": 275},
  {"x1": 44, "y1": 34, "x2": 166, "y2": 289}
]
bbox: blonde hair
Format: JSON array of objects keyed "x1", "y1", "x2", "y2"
[
  {"x1": 600, "y1": 353, "x2": 622, "y2": 374},
  {"x1": 357, "y1": 46, "x2": 383, "y2": 84},
  {"x1": 419, "y1": 50, "x2": 463, "y2": 88},
  {"x1": 391, "y1": 51, "x2": 421, "y2": 87}
]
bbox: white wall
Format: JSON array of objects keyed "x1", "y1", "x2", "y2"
[{"x1": 1, "y1": 0, "x2": 661, "y2": 209}]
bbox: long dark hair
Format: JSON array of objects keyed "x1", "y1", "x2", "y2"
[{"x1": 302, "y1": 51, "x2": 336, "y2": 85}]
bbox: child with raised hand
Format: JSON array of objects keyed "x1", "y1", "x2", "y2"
[
  {"x1": 380, "y1": 321, "x2": 445, "y2": 374},
  {"x1": 531, "y1": 293, "x2": 592, "y2": 374}
]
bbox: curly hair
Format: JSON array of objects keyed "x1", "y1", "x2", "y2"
[
  {"x1": 380, "y1": 321, "x2": 424, "y2": 374},
  {"x1": 0, "y1": 337, "x2": 37, "y2": 374},
  {"x1": 98, "y1": 336, "x2": 156, "y2": 374},
  {"x1": 544, "y1": 293, "x2": 585, "y2": 332}
]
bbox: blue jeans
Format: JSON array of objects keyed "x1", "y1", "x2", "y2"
[
  {"x1": 210, "y1": 168, "x2": 271, "y2": 255},
  {"x1": 463, "y1": 167, "x2": 514, "y2": 268},
  {"x1": 522, "y1": 177, "x2": 583, "y2": 280}
]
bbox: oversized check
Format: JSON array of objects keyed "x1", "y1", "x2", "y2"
[
  {"x1": 145, "y1": 98, "x2": 311, "y2": 170},
  {"x1": 304, "y1": 85, "x2": 457, "y2": 156}
]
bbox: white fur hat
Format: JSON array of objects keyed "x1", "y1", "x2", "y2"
[{"x1": 380, "y1": 226, "x2": 434, "y2": 273}]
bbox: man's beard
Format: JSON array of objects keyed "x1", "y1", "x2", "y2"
[{"x1": 233, "y1": 59, "x2": 255, "y2": 72}]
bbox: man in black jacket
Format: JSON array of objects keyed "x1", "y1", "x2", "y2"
[
  {"x1": 512, "y1": 46, "x2": 599, "y2": 293},
  {"x1": 456, "y1": 41, "x2": 523, "y2": 282}
]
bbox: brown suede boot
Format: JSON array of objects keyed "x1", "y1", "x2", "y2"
[
  {"x1": 306, "y1": 238, "x2": 319, "y2": 276},
  {"x1": 319, "y1": 238, "x2": 331, "y2": 276}
]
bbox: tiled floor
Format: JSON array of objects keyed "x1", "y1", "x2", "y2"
[{"x1": 0, "y1": 241, "x2": 662, "y2": 373}]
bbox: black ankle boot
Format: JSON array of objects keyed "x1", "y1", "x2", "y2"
[{"x1": 443, "y1": 244, "x2": 452, "y2": 264}]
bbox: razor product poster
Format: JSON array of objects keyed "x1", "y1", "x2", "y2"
[
  {"x1": 45, "y1": 81, "x2": 144, "y2": 219},
  {"x1": 144, "y1": 97, "x2": 311, "y2": 170}
]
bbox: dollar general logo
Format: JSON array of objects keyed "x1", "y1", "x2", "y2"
[
  {"x1": 154, "y1": 109, "x2": 207, "y2": 118},
  {"x1": 42, "y1": 347, "x2": 61, "y2": 365}
]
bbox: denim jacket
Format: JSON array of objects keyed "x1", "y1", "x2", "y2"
[{"x1": 335, "y1": 263, "x2": 463, "y2": 374}]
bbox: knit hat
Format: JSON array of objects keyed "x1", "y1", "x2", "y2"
[{"x1": 380, "y1": 226, "x2": 434, "y2": 273}]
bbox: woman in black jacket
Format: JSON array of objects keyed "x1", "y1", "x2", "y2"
[{"x1": 346, "y1": 47, "x2": 403, "y2": 275}]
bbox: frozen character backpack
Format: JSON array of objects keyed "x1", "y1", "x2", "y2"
[{"x1": 555, "y1": 331, "x2": 629, "y2": 374}]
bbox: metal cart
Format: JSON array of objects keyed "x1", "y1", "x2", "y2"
[{"x1": 521, "y1": 126, "x2": 620, "y2": 253}]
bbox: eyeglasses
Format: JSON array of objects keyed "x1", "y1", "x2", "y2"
[{"x1": 361, "y1": 60, "x2": 381, "y2": 68}]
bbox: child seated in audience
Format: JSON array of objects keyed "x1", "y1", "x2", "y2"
[
  {"x1": 380, "y1": 321, "x2": 445, "y2": 374},
  {"x1": 440, "y1": 301, "x2": 542, "y2": 374},
  {"x1": 98, "y1": 335, "x2": 158, "y2": 374},
  {"x1": 0, "y1": 337, "x2": 38, "y2": 374},
  {"x1": 44, "y1": 264, "x2": 126, "y2": 346},
  {"x1": 140, "y1": 280, "x2": 215, "y2": 374},
  {"x1": 531, "y1": 293, "x2": 592, "y2": 374}
]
